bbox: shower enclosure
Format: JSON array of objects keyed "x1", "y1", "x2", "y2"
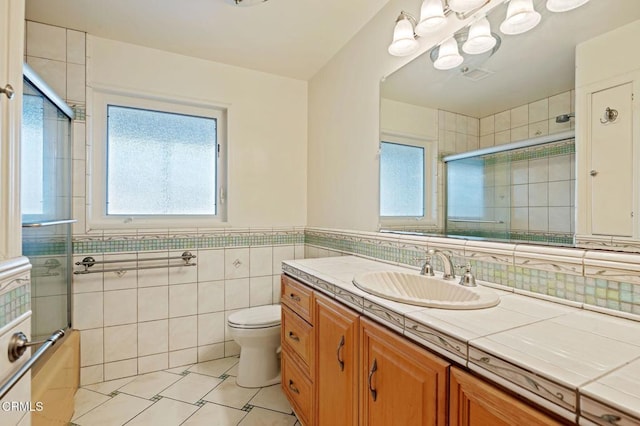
[
  {"x1": 444, "y1": 131, "x2": 576, "y2": 246},
  {"x1": 21, "y1": 64, "x2": 74, "y2": 341}
]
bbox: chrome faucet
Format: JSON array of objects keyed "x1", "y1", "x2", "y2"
[
  {"x1": 427, "y1": 249, "x2": 455, "y2": 280},
  {"x1": 420, "y1": 255, "x2": 435, "y2": 276}
]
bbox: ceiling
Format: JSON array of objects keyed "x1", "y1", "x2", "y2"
[
  {"x1": 381, "y1": 0, "x2": 640, "y2": 118},
  {"x1": 25, "y1": 0, "x2": 390, "y2": 80}
]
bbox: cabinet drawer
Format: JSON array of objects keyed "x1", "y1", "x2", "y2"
[
  {"x1": 281, "y1": 275, "x2": 313, "y2": 322},
  {"x1": 283, "y1": 353, "x2": 313, "y2": 426},
  {"x1": 282, "y1": 305, "x2": 313, "y2": 374}
]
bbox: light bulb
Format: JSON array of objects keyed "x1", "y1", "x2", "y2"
[
  {"x1": 500, "y1": 0, "x2": 541, "y2": 35},
  {"x1": 388, "y1": 15, "x2": 419, "y2": 56},
  {"x1": 462, "y1": 17, "x2": 497, "y2": 54},
  {"x1": 415, "y1": 0, "x2": 446, "y2": 36},
  {"x1": 546, "y1": 0, "x2": 590, "y2": 12},
  {"x1": 434, "y1": 37, "x2": 464, "y2": 70}
]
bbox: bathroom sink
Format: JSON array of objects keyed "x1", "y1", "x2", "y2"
[{"x1": 352, "y1": 271, "x2": 500, "y2": 310}]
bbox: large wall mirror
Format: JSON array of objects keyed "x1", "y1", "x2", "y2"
[{"x1": 379, "y1": 0, "x2": 640, "y2": 247}]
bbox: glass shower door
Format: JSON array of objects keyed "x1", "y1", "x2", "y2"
[{"x1": 21, "y1": 74, "x2": 74, "y2": 340}]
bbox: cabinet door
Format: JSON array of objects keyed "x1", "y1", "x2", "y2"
[
  {"x1": 360, "y1": 317, "x2": 448, "y2": 426},
  {"x1": 449, "y1": 367, "x2": 561, "y2": 426},
  {"x1": 314, "y1": 293, "x2": 359, "y2": 426},
  {"x1": 590, "y1": 82, "x2": 634, "y2": 236}
]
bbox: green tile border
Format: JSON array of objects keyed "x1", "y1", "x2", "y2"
[{"x1": 0, "y1": 283, "x2": 31, "y2": 329}]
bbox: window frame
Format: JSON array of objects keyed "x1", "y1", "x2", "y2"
[
  {"x1": 378, "y1": 133, "x2": 437, "y2": 227},
  {"x1": 88, "y1": 87, "x2": 227, "y2": 230}
]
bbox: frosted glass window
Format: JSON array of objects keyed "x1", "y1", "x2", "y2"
[
  {"x1": 447, "y1": 158, "x2": 484, "y2": 218},
  {"x1": 107, "y1": 105, "x2": 217, "y2": 215},
  {"x1": 380, "y1": 142, "x2": 425, "y2": 217},
  {"x1": 22, "y1": 94, "x2": 45, "y2": 215}
]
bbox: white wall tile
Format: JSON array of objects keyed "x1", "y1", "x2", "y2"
[
  {"x1": 169, "y1": 316, "x2": 197, "y2": 351},
  {"x1": 494, "y1": 130, "x2": 510, "y2": 146},
  {"x1": 442, "y1": 130, "x2": 456, "y2": 153},
  {"x1": 169, "y1": 348, "x2": 198, "y2": 368},
  {"x1": 494, "y1": 111, "x2": 511, "y2": 132},
  {"x1": 549, "y1": 180, "x2": 571, "y2": 207},
  {"x1": 528, "y1": 158, "x2": 549, "y2": 183},
  {"x1": 224, "y1": 248, "x2": 250, "y2": 279},
  {"x1": 198, "y1": 280, "x2": 224, "y2": 314},
  {"x1": 103, "y1": 254, "x2": 138, "y2": 291},
  {"x1": 511, "y1": 184, "x2": 529, "y2": 207},
  {"x1": 137, "y1": 251, "x2": 169, "y2": 288},
  {"x1": 528, "y1": 120, "x2": 548, "y2": 138},
  {"x1": 548, "y1": 155, "x2": 572, "y2": 181},
  {"x1": 138, "y1": 319, "x2": 168, "y2": 357},
  {"x1": 466, "y1": 136, "x2": 479, "y2": 151},
  {"x1": 27, "y1": 21, "x2": 66, "y2": 61},
  {"x1": 272, "y1": 275, "x2": 282, "y2": 304},
  {"x1": 272, "y1": 246, "x2": 294, "y2": 274},
  {"x1": 510, "y1": 125, "x2": 528, "y2": 142},
  {"x1": 510, "y1": 105, "x2": 529, "y2": 128},
  {"x1": 455, "y1": 114, "x2": 467, "y2": 133},
  {"x1": 169, "y1": 250, "x2": 198, "y2": 284},
  {"x1": 250, "y1": 247, "x2": 273, "y2": 277},
  {"x1": 548, "y1": 91, "x2": 571, "y2": 119},
  {"x1": 104, "y1": 359, "x2": 138, "y2": 381},
  {"x1": 455, "y1": 133, "x2": 467, "y2": 153},
  {"x1": 444, "y1": 111, "x2": 456, "y2": 131},
  {"x1": 104, "y1": 324, "x2": 138, "y2": 362},
  {"x1": 66, "y1": 29, "x2": 86, "y2": 64},
  {"x1": 197, "y1": 249, "x2": 225, "y2": 282},
  {"x1": 479, "y1": 134, "x2": 494, "y2": 148},
  {"x1": 74, "y1": 292, "x2": 103, "y2": 330},
  {"x1": 169, "y1": 283, "x2": 198, "y2": 318},
  {"x1": 104, "y1": 289, "x2": 137, "y2": 326},
  {"x1": 80, "y1": 328, "x2": 104, "y2": 367},
  {"x1": 225, "y1": 278, "x2": 250, "y2": 310},
  {"x1": 138, "y1": 353, "x2": 168, "y2": 374},
  {"x1": 549, "y1": 207, "x2": 571, "y2": 232},
  {"x1": 73, "y1": 122, "x2": 86, "y2": 160},
  {"x1": 511, "y1": 207, "x2": 528, "y2": 230},
  {"x1": 467, "y1": 116, "x2": 479, "y2": 136},
  {"x1": 528, "y1": 99, "x2": 549, "y2": 123},
  {"x1": 26, "y1": 57, "x2": 66, "y2": 100},
  {"x1": 480, "y1": 115, "x2": 494, "y2": 136},
  {"x1": 529, "y1": 207, "x2": 549, "y2": 231},
  {"x1": 528, "y1": 182, "x2": 549, "y2": 206},
  {"x1": 249, "y1": 276, "x2": 273, "y2": 307},
  {"x1": 80, "y1": 365, "x2": 104, "y2": 386},
  {"x1": 511, "y1": 161, "x2": 529, "y2": 185},
  {"x1": 548, "y1": 118, "x2": 571, "y2": 135},
  {"x1": 67, "y1": 63, "x2": 86, "y2": 102},
  {"x1": 197, "y1": 343, "x2": 225, "y2": 363},
  {"x1": 138, "y1": 286, "x2": 168, "y2": 322},
  {"x1": 198, "y1": 312, "x2": 225, "y2": 346},
  {"x1": 294, "y1": 244, "x2": 305, "y2": 260}
]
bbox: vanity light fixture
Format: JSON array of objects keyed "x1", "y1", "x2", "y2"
[
  {"x1": 223, "y1": 0, "x2": 268, "y2": 6},
  {"x1": 388, "y1": 12, "x2": 420, "y2": 56},
  {"x1": 448, "y1": 0, "x2": 489, "y2": 13},
  {"x1": 499, "y1": 0, "x2": 541, "y2": 35},
  {"x1": 434, "y1": 37, "x2": 465, "y2": 70},
  {"x1": 546, "y1": 0, "x2": 590, "y2": 12},
  {"x1": 415, "y1": 0, "x2": 447, "y2": 36},
  {"x1": 462, "y1": 16, "x2": 496, "y2": 54}
]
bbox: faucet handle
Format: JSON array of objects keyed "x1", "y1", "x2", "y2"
[
  {"x1": 420, "y1": 255, "x2": 435, "y2": 276},
  {"x1": 457, "y1": 262, "x2": 477, "y2": 287}
]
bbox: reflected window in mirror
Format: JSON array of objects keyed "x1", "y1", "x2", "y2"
[{"x1": 379, "y1": 135, "x2": 437, "y2": 226}]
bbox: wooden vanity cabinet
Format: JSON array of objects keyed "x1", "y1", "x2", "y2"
[
  {"x1": 360, "y1": 317, "x2": 449, "y2": 426},
  {"x1": 314, "y1": 293, "x2": 359, "y2": 426},
  {"x1": 449, "y1": 367, "x2": 561, "y2": 426}
]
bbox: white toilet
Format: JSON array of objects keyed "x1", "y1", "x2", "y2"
[{"x1": 227, "y1": 304, "x2": 282, "y2": 388}]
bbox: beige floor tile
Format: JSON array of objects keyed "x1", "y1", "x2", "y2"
[
  {"x1": 188, "y1": 357, "x2": 239, "y2": 377},
  {"x1": 71, "y1": 388, "x2": 110, "y2": 421},
  {"x1": 165, "y1": 365, "x2": 193, "y2": 375},
  {"x1": 82, "y1": 376, "x2": 137, "y2": 395},
  {"x1": 249, "y1": 384, "x2": 292, "y2": 414},
  {"x1": 118, "y1": 371, "x2": 182, "y2": 399},
  {"x1": 74, "y1": 393, "x2": 152, "y2": 426},
  {"x1": 159, "y1": 372, "x2": 223, "y2": 404},
  {"x1": 202, "y1": 379, "x2": 259, "y2": 409},
  {"x1": 238, "y1": 407, "x2": 297, "y2": 426},
  {"x1": 181, "y1": 402, "x2": 247, "y2": 426},
  {"x1": 226, "y1": 362, "x2": 239, "y2": 376},
  {"x1": 125, "y1": 398, "x2": 199, "y2": 426}
]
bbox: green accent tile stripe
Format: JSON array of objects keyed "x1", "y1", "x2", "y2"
[
  {"x1": 0, "y1": 283, "x2": 31, "y2": 329},
  {"x1": 73, "y1": 231, "x2": 304, "y2": 254}
]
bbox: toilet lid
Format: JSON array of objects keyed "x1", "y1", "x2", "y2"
[{"x1": 228, "y1": 305, "x2": 281, "y2": 329}]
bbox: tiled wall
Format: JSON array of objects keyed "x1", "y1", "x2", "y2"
[
  {"x1": 304, "y1": 228, "x2": 640, "y2": 318},
  {"x1": 479, "y1": 90, "x2": 575, "y2": 148},
  {"x1": 437, "y1": 110, "x2": 480, "y2": 155},
  {"x1": 73, "y1": 229, "x2": 304, "y2": 385}
]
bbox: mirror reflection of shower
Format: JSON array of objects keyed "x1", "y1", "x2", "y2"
[{"x1": 21, "y1": 64, "x2": 75, "y2": 341}]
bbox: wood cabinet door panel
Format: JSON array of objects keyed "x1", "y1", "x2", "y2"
[
  {"x1": 315, "y1": 293, "x2": 359, "y2": 426},
  {"x1": 449, "y1": 367, "x2": 562, "y2": 426},
  {"x1": 359, "y1": 317, "x2": 448, "y2": 426}
]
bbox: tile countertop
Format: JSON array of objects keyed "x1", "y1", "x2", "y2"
[{"x1": 282, "y1": 256, "x2": 640, "y2": 425}]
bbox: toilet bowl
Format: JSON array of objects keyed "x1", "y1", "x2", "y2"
[{"x1": 227, "y1": 304, "x2": 282, "y2": 388}]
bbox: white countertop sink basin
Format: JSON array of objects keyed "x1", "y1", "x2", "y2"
[{"x1": 352, "y1": 271, "x2": 500, "y2": 309}]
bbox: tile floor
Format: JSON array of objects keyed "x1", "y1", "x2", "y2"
[{"x1": 71, "y1": 357, "x2": 300, "y2": 426}]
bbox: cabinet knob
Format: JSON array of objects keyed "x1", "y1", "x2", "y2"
[
  {"x1": 0, "y1": 84, "x2": 14, "y2": 100},
  {"x1": 590, "y1": 170, "x2": 598, "y2": 177}
]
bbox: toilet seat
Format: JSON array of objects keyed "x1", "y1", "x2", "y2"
[{"x1": 228, "y1": 305, "x2": 281, "y2": 329}]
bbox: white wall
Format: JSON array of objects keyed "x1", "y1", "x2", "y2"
[
  {"x1": 87, "y1": 35, "x2": 308, "y2": 229},
  {"x1": 307, "y1": 0, "x2": 511, "y2": 231}
]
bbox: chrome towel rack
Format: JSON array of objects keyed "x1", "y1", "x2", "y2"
[{"x1": 74, "y1": 251, "x2": 196, "y2": 275}]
